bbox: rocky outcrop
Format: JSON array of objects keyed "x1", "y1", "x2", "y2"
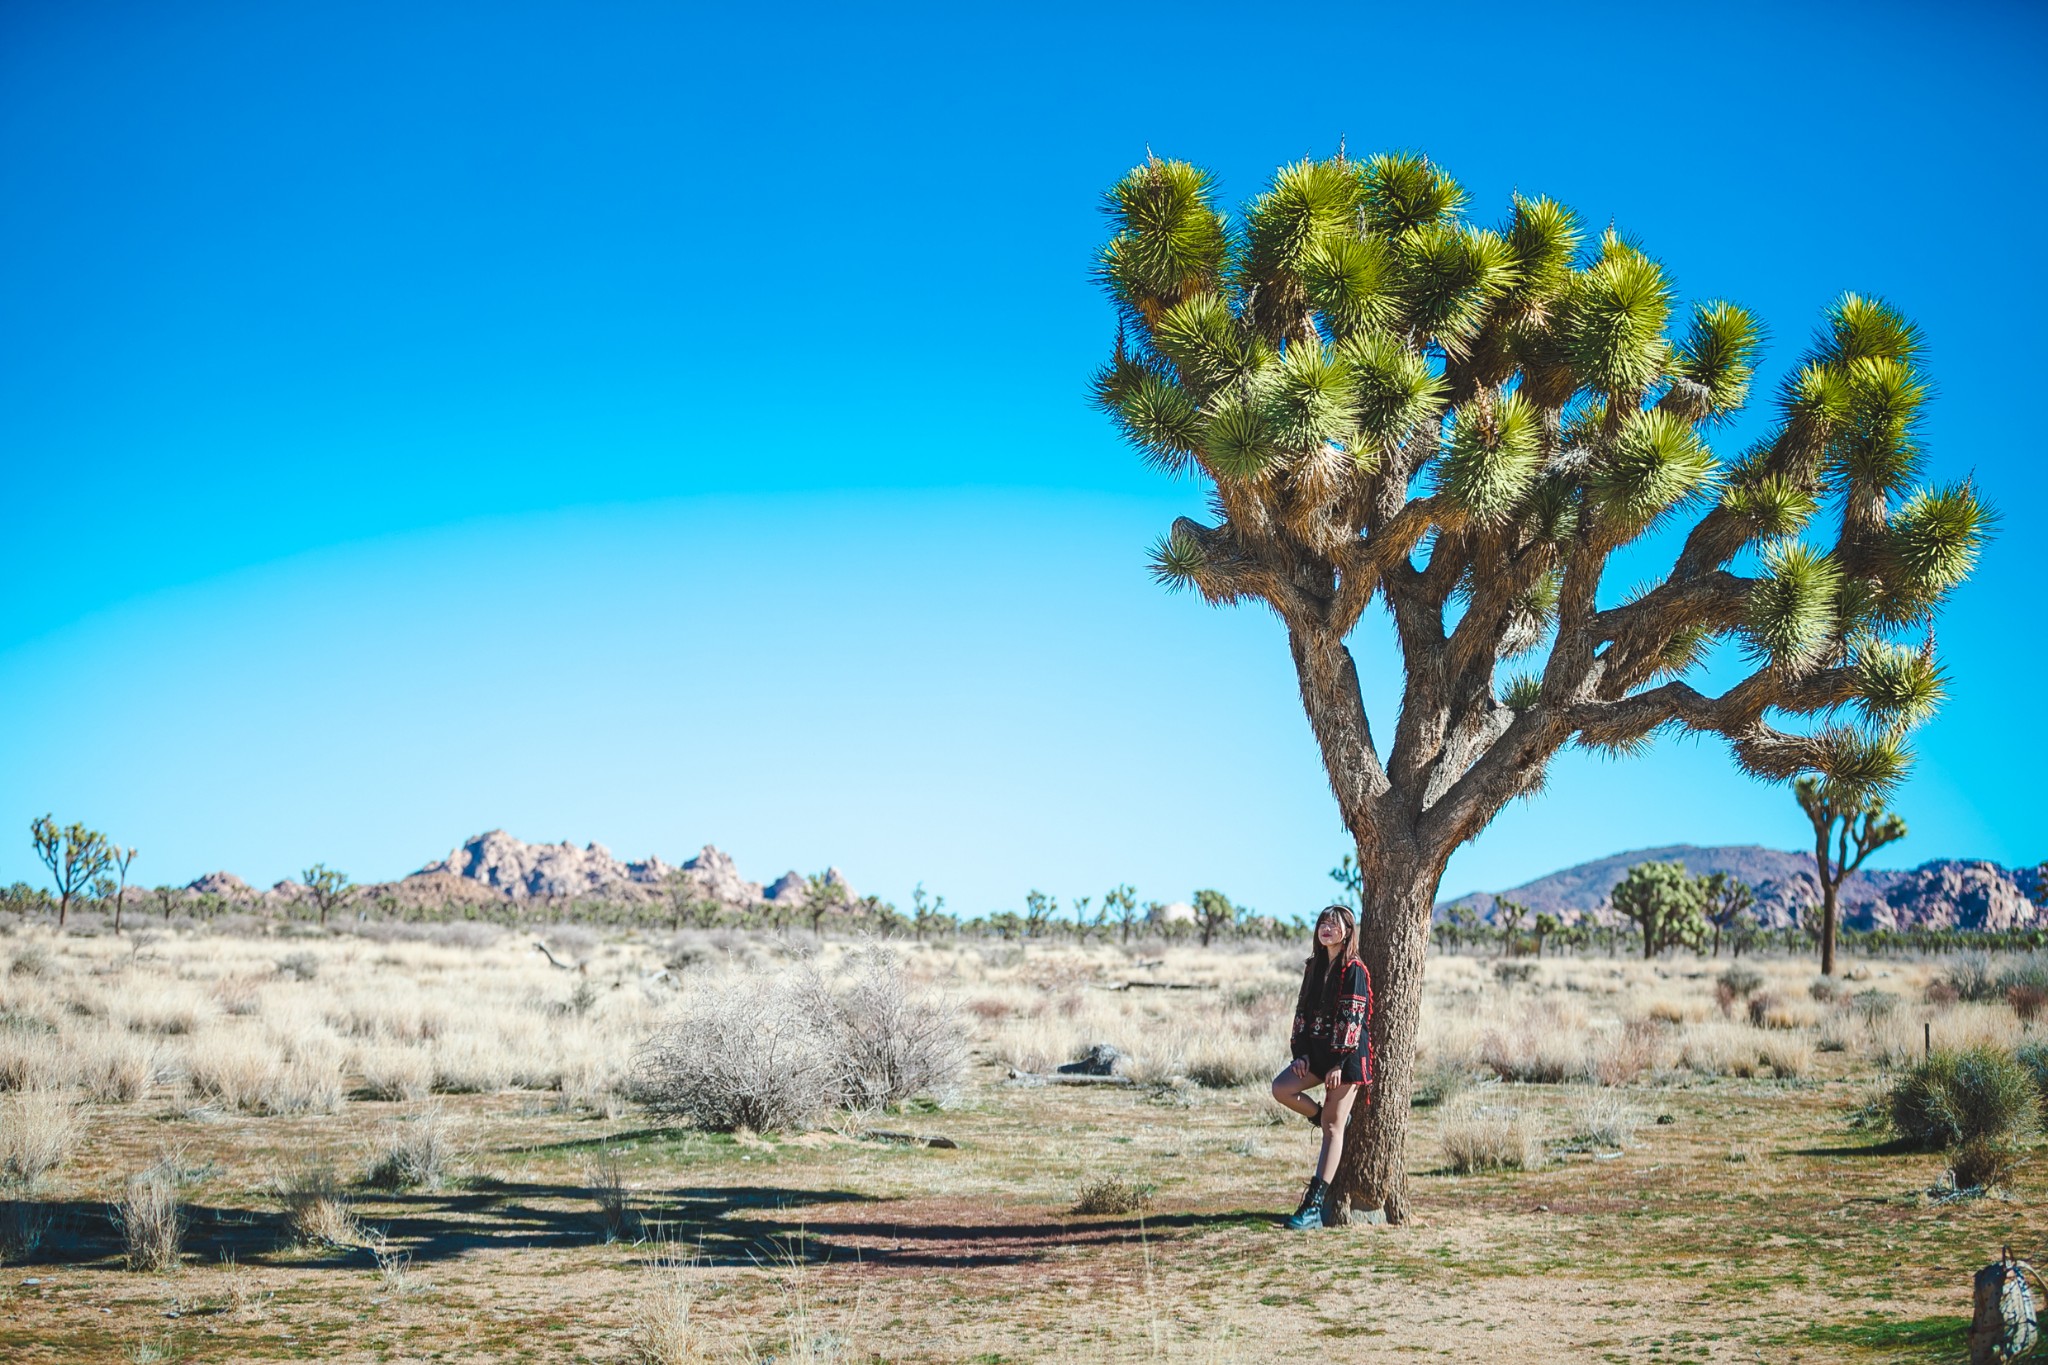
[
  {"x1": 1439, "y1": 843, "x2": 2044, "y2": 934},
  {"x1": 764, "y1": 868, "x2": 856, "y2": 908},
  {"x1": 185, "y1": 871, "x2": 252, "y2": 897},
  {"x1": 669, "y1": 846, "x2": 764, "y2": 907},
  {"x1": 411, "y1": 829, "x2": 676, "y2": 902}
]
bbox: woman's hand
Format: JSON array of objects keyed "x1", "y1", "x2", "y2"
[
  {"x1": 1324, "y1": 1067, "x2": 1343, "y2": 1090},
  {"x1": 1289, "y1": 1057, "x2": 1309, "y2": 1080}
]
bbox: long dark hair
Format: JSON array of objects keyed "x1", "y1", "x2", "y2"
[{"x1": 1296, "y1": 903, "x2": 1360, "y2": 1016}]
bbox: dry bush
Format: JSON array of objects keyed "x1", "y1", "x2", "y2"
[
  {"x1": 588, "y1": 1150, "x2": 633, "y2": 1243},
  {"x1": 428, "y1": 1034, "x2": 514, "y2": 1094},
  {"x1": 637, "y1": 972, "x2": 842, "y2": 1132},
  {"x1": 1677, "y1": 1022, "x2": 1758, "y2": 1077},
  {"x1": 355, "y1": 1044, "x2": 433, "y2": 1102},
  {"x1": 0, "y1": 1028, "x2": 59, "y2": 1092},
  {"x1": 1757, "y1": 1033, "x2": 1814, "y2": 1078},
  {"x1": 1567, "y1": 1086, "x2": 1641, "y2": 1149},
  {"x1": 364, "y1": 1109, "x2": 458, "y2": 1191},
  {"x1": 116, "y1": 1169, "x2": 186, "y2": 1272},
  {"x1": 1809, "y1": 976, "x2": 1840, "y2": 1004},
  {"x1": 1185, "y1": 1032, "x2": 1269, "y2": 1089},
  {"x1": 1437, "y1": 1094, "x2": 1542, "y2": 1173},
  {"x1": 1, "y1": 1198, "x2": 54, "y2": 1264},
  {"x1": 2008, "y1": 985, "x2": 2048, "y2": 1024},
  {"x1": 1889, "y1": 1046, "x2": 2036, "y2": 1150},
  {"x1": 1949, "y1": 1136, "x2": 2019, "y2": 1191},
  {"x1": 1478, "y1": 1002, "x2": 1587, "y2": 1083},
  {"x1": 828, "y1": 946, "x2": 965, "y2": 1110},
  {"x1": 8, "y1": 943, "x2": 55, "y2": 979},
  {"x1": 1073, "y1": 1174, "x2": 1153, "y2": 1215},
  {"x1": 274, "y1": 1163, "x2": 359, "y2": 1246},
  {"x1": 1587, "y1": 1020, "x2": 1664, "y2": 1087},
  {"x1": 187, "y1": 1037, "x2": 343, "y2": 1117},
  {"x1": 1924, "y1": 981, "x2": 1961, "y2": 1008},
  {"x1": 73, "y1": 1032, "x2": 157, "y2": 1103},
  {"x1": 0, "y1": 1090, "x2": 82, "y2": 1188},
  {"x1": 1411, "y1": 1057, "x2": 1475, "y2": 1108},
  {"x1": 631, "y1": 1243, "x2": 712, "y2": 1364}
]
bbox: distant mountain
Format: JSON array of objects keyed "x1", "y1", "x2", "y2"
[
  {"x1": 1436, "y1": 843, "x2": 2044, "y2": 933},
  {"x1": 183, "y1": 830, "x2": 852, "y2": 909}
]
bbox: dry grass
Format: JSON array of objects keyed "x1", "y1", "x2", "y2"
[
  {"x1": 1437, "y1": 1092, "x2": 1543, "y2": 1173},
  {"x1": 115, "y1": 1168, "x2": 185, "y2": 1273},
  {"x1": 0, "y1": 925, "x2": 2025, "y2": 1358},
  {"x1": 0, "y1": 1089, "x2": 82, "y2": 1188},
  {"x1": 1074, "y1": 1173, "x2": 1154, "y2": 1214}
]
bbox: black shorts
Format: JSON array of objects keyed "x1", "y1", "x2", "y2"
[{"x1": 1303, "y1": 1049, "x2": 1368, "y2": 1086}]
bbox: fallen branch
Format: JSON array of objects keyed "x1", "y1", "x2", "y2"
[
  {"x1": 1006, "y1": 1068, "x2": 1134, "y2": 1087},
  {"x1": 1094, "y1": 980, "x2": 1209, "y2": 991},
  {"x1": 862, "y1": 1130, "x2": 960, "y2": 1149}
]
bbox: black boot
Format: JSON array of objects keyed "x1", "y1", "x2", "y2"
[
  {"x1": 1284, "y1": 1176, "x2": 1328, "y2": 1231},
  {"x1": 1303, "y1": 1101, "x2": 1322, "y2": 1128}
]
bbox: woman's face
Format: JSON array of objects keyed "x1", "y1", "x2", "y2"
[{"x1": 1316, "y1": 914, "x2": 1347, "y2": 948}]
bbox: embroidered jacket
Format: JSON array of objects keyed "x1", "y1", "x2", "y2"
[{"x1": 1290, "y1": 955, "x2": 1373, "y2": 1077}]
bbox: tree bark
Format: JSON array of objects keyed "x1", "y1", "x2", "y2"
[
  {"x1": 1325, "y1": 852, "x2": 1436, "y2": 1226},
  {"x1": 1815, "y1": 826, "x2": 1838, "y2": 977}
]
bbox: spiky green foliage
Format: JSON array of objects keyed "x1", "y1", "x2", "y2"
[{"x1": 1090, "y1": 148, "x2": 1990, "y2": 867}]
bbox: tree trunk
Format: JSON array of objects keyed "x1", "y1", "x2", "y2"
[
  {"x1": 58, "y1": 892, "x2": 68, "y2": 929},
  {"x1": 1326, "y1": 856, "x2": 1435, "y2": 1226},
  {"x1": 1819, "y1": 881, "x2": 1839, "y2": 977}
]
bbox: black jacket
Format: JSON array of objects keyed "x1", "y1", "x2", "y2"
[{"x1": 1290, "y1": 955, "x2": 1373, "y2": 1080}]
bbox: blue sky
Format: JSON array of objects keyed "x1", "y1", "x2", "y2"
[{"x1": 2, "y1": 1, "x2": 2042, "y2": 917}]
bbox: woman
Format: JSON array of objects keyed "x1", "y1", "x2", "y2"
[{"x1": 1269, "y1": 903, "x2": 1373, "y2": 1230}]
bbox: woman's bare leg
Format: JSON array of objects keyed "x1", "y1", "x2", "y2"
[
  {"x1": 1315, "y1": 1080, "x2": 1359, "y2": 1181},
  {"x1": 1270, "y1": 1063, "x2": 1320, "y2": 1120}
]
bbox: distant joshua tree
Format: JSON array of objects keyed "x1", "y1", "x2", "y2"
[
  {"x1": 1493, "y1": 897, "x2": 1530, "y2": 954},
  {"x1": 1611, "y1": 862, "x2": 1708, "y2": 959},
  {"x1": 1532, "y1": 911, "x2": 1560, "y2": 959},
  {"x1": 1794, "y1": 775, "x2": 1906, "y2": 976},
  {"x1": 1699, "y1": 872, "x2": 1755, "y2": 958},
  {"x1": 1102, "y1": 883, "x2": 1140, "y2": 943},
  {"x1": 1192, "y1": 888, "x2": 1239, "y2": 947},
  {"x1": 30, "y1": 815, "x2": 112, "y2": 929},
  {"x1": 110, "y1": 844, "x2": 139, "y2": 934},
  {"x1": 301, "y1": 863, "x2": 353, "y2": 927}
]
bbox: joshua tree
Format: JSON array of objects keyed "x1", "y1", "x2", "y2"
[
  {"x1": 301, "y1": 863, "x2": 353, "y2": 927},
  {"x1": 1192, "y1": 887, "x2": 1238, "y2": 947},
  {"x1": 1102, "y1": 883, "x2": 1140, "y2": 943},
  {"x1": 910, "y1": 883, "x2": 950, "y2": 941},
  {"x1": 1091, "y1": 150, "x2": 1987, "y2": 1221},
  {"x1": 30, "y1": 815, "x2": 112, "y2": 929},
  {"x1": 802, "y1": 870, "x2": 850, "y2": 938},
  {"x1": 1493, "y1": 896, "x2": 1530, "y2": 954},
  {"x1": 1699, "y1": 871, "x2": 1755, "y2": 958},
  {"x1": 1794, "y1": 775, "x2": 1906, "y2": 976},
  {"x1": 110, "y1": 844, "x2": 138, "y2": 934},
  {"x1": 1532, "y1": 911, "x2": 1560, "y2": 959},
  {"x1": 1022, "y1": 889, "x2": 1057, "y2": 939},
  {"x1": 1611, "y1": 861, "x2": 1709, "y2": 959}
]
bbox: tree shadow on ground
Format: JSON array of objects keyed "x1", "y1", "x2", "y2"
[
  {"x1": 2, "y1": 1186, "x2": 1268, "y2": 1274},
  {"x1": 1788, "y1": 1137, "x2": 1926, "y2": 1158}
]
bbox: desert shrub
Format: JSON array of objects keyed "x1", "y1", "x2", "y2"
[
  {"x1": 1949, "y1": 1136, "x2": 2020, "y2": 1191},
  {"x1": 74, "y1": 1033, "x2": 157, "y2": 1103},
  {"x1": 1073, "y1": 1174, "x2": 1152, "y2": 1215},
  {"x1": 1184, "y1": 1034, "x2": 1267, "y2": 1089},
  {"x1": 1849, "y1": 990, "x2": 1899, "y2": 1023},
  {"x1": 8, "y1": 944, "x2": 54, "y2": 979},
  {"x1": 274, "y1": 1163, "x2": 358, "y2": 1245},
  {"x1": 2015, "y1": 1042, "x2": 2048, "y2": 1119},
  {"x1": 1, "y1": 1199, "x2": 53, "y2": 1264},
  {"x1": 1567, "y1": 1086, "x2": 1640, "y2": 1149},
  {"x1": 116, "y1": 1169, "x2": 186, "y2": 1272},
  {"x1": 364, "y1": 1110, "x2": 457, "y2": 1191},
  {"x1": 588, "y1": 1150, "x2": 634, "y2": 1243},
  {"x1": 275, "y1": 952, "x2": 320, "y2": 983},
  {"x1": 1809, "y1": 976, "x2": 1839, "y2": 1004},
  {"x1": 0, "y1": 1029, "x2": 59, "y2": 1092},
  {"x1": 1748, "y1": 993, "x2": 1817, "y2": 1030},
  {"x1": 0, "y1": 1090, "x2": 82, "y2": 1188},
  {"x1": 828, "y1": 947, "x2": 965, "y2": 1110},
  {"x1": 631, "y1": 1243, "x2": 708, "y2": 1365},
  {"x1": 1478, "y1": 1004, "x2": 1587, "y2": 1083},
  {"x1": 2009, "y1": 985, "x2": 2048, "y2": 1024},
  {"x1": 357, "y1": 1045, "x2": 433, "y2": 1102},
  {"x1": 1717, "y1": 965, "x2": 1764, "y2": 1001},
  {"x1": 1678, "y1": 1022, "x2": 1759, "y2": 1077},
  {"x1": 1588, "y1": 1020, "x2": 1664, "y2": 1087},
  {"x1": 1937, "y1": 953, "x2": 2001, "y2": 1003},
  {"x1": 637, "y1": 973, "x2": 842, "y2": 1132},
  {"x1": 963, "y1": 996, "x2": 1011, "y2": 1024},
  {"x1": 1757, "y1": 1033, "x2": 1813, "y2": 1079},
  {"x1": 1888, "y1": 1046, "x2": 2036, "y2": 1150},
  {"x1": 1492, "y1": 961, "x2": 1536, "y2": 987},
  {"x1": 1411, "y1": 1058, "x2": 1475, "y2": 1108},
  {"x1": 1438, "y1": 1095, "x2": 1542, "y2": 1173},
  {"x1": 1924, "y1": 981, "x2": 1961, "y2": 1008},
  {"x1": 1998, "y1": 951, "x2": 2048, "y2": 1001}
]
